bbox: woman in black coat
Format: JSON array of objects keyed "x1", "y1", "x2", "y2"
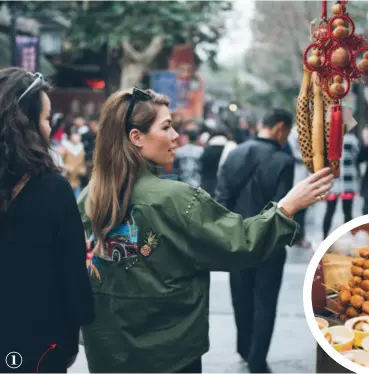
[{"x1": 0, "y1": 68, "x2": 94, "y2": 373}]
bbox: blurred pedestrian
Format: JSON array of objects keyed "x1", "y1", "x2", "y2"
[
  {"x1": 200, "y1": 129, "x2": 236, "y2": 197},
  {"x1": 0, "y1": 68, "x2": 94, "y2": 373},
  {"x1": 49, "y1": 113, "x2": 67, "y2": 174},
  {"x1": 323, "y1": 129, "x2": 360, "y2": 237},
  {"x1": 50, "y1": 113, "x2": 66, "y2": 146},
  {"x1": 173, "y1": 129, "x2": 203, "y2": 187},
  {"x1": 81, "y1": 115, "x2": 99, "y2": 186},
  {"x1": 73, "y1": 115, "x2": 89, "y2": 135},
  {"x1": 77, "y1": 88, "x2": 332, "y2": 373},
  {"x1": 61, "y1": 132, "x2": 86, "y2": 198},
  {"x1": 215, "y1": 108, "x2": 312, "y2": 373},
  {"x1": 357, "y1": 126, "x2": 368, "y2": 215}
]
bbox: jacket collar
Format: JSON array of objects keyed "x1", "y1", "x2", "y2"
[{"x1": 255, "y1": 137, "x2": 282, "y2": 150}]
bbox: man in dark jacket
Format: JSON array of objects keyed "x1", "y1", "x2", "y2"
[
  {"x1": 81, "y1": 116, "x2": 99, "y2": 187},
  {"x1": 215, "y1": 108, "x2": 294, "y2": 373}
]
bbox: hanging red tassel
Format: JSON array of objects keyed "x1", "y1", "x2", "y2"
[
  {"x1": 328, "y1": 103, "x2": 344, "y2": 160},
  {"x1": 321, "y1": 0, "x2": 327, "y2": 19}
]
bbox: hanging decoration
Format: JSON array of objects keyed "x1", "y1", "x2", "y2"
[{"x1": 297, "y1": 0, "x2": 367, "y2": 177}]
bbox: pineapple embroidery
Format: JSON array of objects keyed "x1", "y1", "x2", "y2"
[{"x1": 140, "y1": 231, "x2": 160, "y2": 257}]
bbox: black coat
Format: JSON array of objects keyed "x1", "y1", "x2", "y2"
[
  {"x1": 215, "y1": 138, "x2": 295, "y2": 218},
  {"x1": 0, "y1": 173, "x2": 94, "y2": 372},
  {"x1": 200, "y1": 145, "x2": 225, "y2": 197}
]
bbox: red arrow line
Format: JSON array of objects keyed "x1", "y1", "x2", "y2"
[{"x1": 36, "y1": 344, "x2": 57, "y2": 374}]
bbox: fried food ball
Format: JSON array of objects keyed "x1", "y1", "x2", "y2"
[
  {"x1": 340, "y1": 284, "x2": 352, "y2": 292},
  {"x1": 351, "y1": 295, "x2": 365, "y2": 308},
  {"x1": 340, "y1": 290, "x2": 352, "y2": 305},
  {"x1": 353, "y1": 257, "x2": 366, "y2": 267},
  {"x1": 362, "y1": 280, "x2": 369, "y2": 291},
  {"x1": 352, "y1": 266, "x2": 364, "y2": 277},
  {"x1": 340, "y1": 313, "x2": 348, "y2": 322},
  {"x1": 346, "y1": 306, "x2": 360, "y2": 318},
  {"x1": 365, "y1": 291, "x2": 369, "y2": 301},
  {"x1": 353, "y1": 288, "x2": 366, "y2": 297},
  {"x1": 360, "y1": 248, "x2": 369, "y2": 259},
  {"x1": 363, "y1": 270, "x2": 369, "y2": 280},
  {"x1": 364, "y1": 260, "x2": 369, "y2": 269},
  {"x1": 335, "y1": 303, "x2": 345, "y2": 313},
  {"x1": 349, "y1": 277, "x2": 363, "y2": 287},
  {"x1": 362, "y1": 301, "x2": 369, "y2": 314}
]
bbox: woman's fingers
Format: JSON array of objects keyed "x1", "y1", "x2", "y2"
[
  {"x1": 307, "y1": 167, "x2": 332, "y2": 183},
  {"x1": 310, "y1": 173, "x2": 334, "y2": 189},
  {"x1": 315, "y1": 182, "x2": 333, "y2": 196},
  {"x1": 314, "y1": 192, "x2": 330, "y2": 202}
]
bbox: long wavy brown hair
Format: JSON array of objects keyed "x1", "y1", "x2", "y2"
[
  {"x1": 89, "y1": 89, "x2": 169, "y2": 253},
  {"x1": 0, "y1": 68, "x2": 58, "y2": 211}
]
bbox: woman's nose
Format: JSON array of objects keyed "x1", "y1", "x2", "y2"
[{"x1": 171, "y1": 128, "x2": 180, "y2": 141}]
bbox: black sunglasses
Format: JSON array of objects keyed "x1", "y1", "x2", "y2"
[
  {"x1": 125, "y1": 87, "x2": 152, "y2": 135},
  {"x1": 18, "y1": 72, "x2": 45, "y2": 104}
]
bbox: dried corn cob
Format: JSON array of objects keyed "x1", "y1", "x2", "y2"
[
  {"x1": 296, "y1": 67, "x2": 314, "y2": 173},
  {"x1": 312, "y1": 72, "x2": 325, "y2": 172}
]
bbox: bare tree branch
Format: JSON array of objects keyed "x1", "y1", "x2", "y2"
[{"x1": 122, "y1": 34, "x2": 163, "y2": 64}]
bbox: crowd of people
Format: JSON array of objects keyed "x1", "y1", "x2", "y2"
[
  {"x1": 48, "y1": 104, "x2": 368, "y2": 239},
  {"x1": 170, "y1": 113, "x2": 368, "y2": 245},
  {"x1": 0, "y1": 67, "x2": 364, "y2": 373}
]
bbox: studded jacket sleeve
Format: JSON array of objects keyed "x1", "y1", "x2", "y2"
[{"x1": 176, "y1": 187, "x2": 302, "y2": 271}]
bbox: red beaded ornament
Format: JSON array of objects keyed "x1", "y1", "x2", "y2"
[
  {"x1": 302, "y1": 0, "x2": 367, "y2": 170},
  {"x1": 303, "y1": 0, "x2": 367, "y2": 100}
]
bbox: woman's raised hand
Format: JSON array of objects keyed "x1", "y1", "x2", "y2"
[{"x1": 278, "y1": 167, "x2": 334, "y2": 217}]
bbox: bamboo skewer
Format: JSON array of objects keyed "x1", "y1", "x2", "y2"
[
  {"x1": 325, "y1": 307, "x2": 339, "y2": 315},
  {"x1": 321, "y1": 283, "x2": 339, "y2": 294}
]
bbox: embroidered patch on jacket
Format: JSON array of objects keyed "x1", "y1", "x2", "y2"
[
  {"x1": 140, "y1": 231, "x2": 160, "y2": 257},
  {"x1": 87, "y1": 212, "x2": 139, "y2": 265},
  {"x1": 106, "y1": 212, "x2": 139, "y2": 263},
  {"x1": 87, "y1": 255, "x2": 102, "y2": 282}
]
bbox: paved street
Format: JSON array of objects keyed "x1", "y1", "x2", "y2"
[{"x1": 69, "y1": 197, "x2": 364, "y2": 373}]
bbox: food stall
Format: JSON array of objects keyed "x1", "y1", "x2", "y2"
[{"x1": 313, "y1": 226, "x2": 369, "y2": 372}]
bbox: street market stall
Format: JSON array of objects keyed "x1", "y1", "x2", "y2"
[{"x1": 313, "y1": 226, "x2": 369, "y2": 372}]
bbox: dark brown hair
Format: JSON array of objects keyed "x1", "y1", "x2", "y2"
[
  {"x1": 0, "y1": 67, "x2": 58, "y2": 210},
  {"x1": 89, "y1": 89, "x2": 169, "y2": 253}
]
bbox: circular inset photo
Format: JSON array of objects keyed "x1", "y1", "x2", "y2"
[{"x1": 304, "y1": 216, "x2": 369, "y2": 373}]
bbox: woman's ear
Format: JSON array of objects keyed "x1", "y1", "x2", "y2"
[{"x1": 129, "y1": 129, "x2": 144, "y2": 148}]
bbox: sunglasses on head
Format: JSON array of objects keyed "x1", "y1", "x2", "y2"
[
  {"x1": 125, "y1": 87, "x2": 152, "y2": 135},
  {"x1": 18, "y1": 72, "x2": 45, "y2": 105}
]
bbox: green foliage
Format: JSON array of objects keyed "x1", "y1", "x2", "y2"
[
  {"x1": 15, "y1": 0, "x2": 232, "y2": 67},
  {"x1": 238, "y1": 0, "x2": 367, "y2": 113}
]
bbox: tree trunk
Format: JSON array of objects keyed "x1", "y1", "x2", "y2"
[
  {"x1": 120, "y1": 34, "x2": 164, "y2": 90},
  {"x1": 120, "y1": 62, "x2": 146, "y2": 89}
]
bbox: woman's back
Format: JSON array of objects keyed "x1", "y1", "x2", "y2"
[{"x1": 1, "y1": 173, "x2": 94, "y2": 370}]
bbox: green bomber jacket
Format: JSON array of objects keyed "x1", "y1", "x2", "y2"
[{"x1": 77, "y1": 169, "x2": 301, "y2": 373}]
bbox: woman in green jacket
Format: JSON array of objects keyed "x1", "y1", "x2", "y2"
[{"x1": 77, "y1": 88, "x2": 333, "y2": 373}]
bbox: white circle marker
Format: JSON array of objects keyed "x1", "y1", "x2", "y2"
[{"x1": 5, "y1": 352, "x2": 23, "y2": 369}]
